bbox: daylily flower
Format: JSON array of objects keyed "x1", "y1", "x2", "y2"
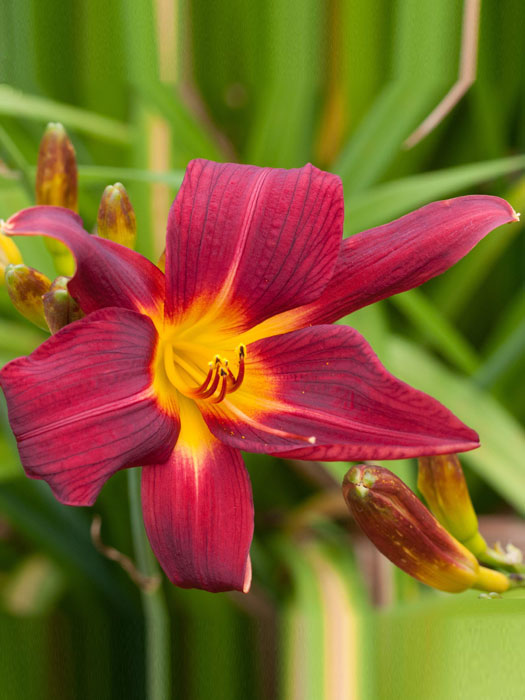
[{"x1": 0, "y1": 159, "x2": 518, "y2": 592}]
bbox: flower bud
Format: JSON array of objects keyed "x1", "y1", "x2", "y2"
[
  {"x1": 343, "y1": 464, "x2": 509, "y2": 594},
  {"x1": 418, "y1": 454, "x2": 486, "y2": 556},
  {"x1": 0, "y1": 232, "x2": 23, "y2": 284},
  {"x1": 42, "y1": 276, "x2": 84, "y2": 333},
  {"x1": 5, "y1": 264, "x2": 51, "y2": 331},
  {"x1": 36, "y1": 123, "x2": 78, "y2": 211},
  {"x1": 36, "y1": 123, "x2": 77, "y2": 275},
  {"x1": 97, "y1": 183, "x2": 137, "y2": 249}
]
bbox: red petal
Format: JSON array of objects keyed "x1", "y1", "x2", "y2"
[
  {"x1": 253, "y1": 196, "x2": 518, "y2": 334},
  {"x1": 3, "y1": 206, "x2": 165, "y2": 314},
  {"x1": 0, "y1": 308, "x2": 178, "y2": 505},
  {"x1": 200, "y1": 325, "x2": 479, "y2": 460},
  {"x1": 142, "y1": 401, "x2": 253, "y2": 592},
  {"x1": 164, "y1": 159, "x2": 343, "y2": 331}
]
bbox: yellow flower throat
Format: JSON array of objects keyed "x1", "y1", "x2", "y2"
[
  {"x1": 163, "y1": 342, "x2": 245, "y2": 404},
  {"x1": 152, "y1": 320, "x2": 246, "y2": 411}
]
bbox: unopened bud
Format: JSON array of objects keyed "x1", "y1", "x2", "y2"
[
  {"x1": 343, "y1": 465, "x2": 509, "y2": 594},
  {"x1": 418, "y1": 454, "x2": 486, "y2": 556},
  {"x1": 0, "y1": 232, "x2": 23, "y2": 284},
  {"x1": 97, "y1": 183, "x2": 136, "y2": 249},
  {"x1": 42, "y1": 276, "x2": 84, "y2": 333},
  {"x1": 5, "y1": 264, "x2": 51, "y2": 331},
  {"x1": 36, "y1": 123, "x2": 77, "y2": 275},
  {"x1": 36, "y1": 123, "x2": 78, "y2": 211}
]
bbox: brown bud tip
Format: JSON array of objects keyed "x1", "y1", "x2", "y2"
[
  {"x1": 343, "y1": 464, "x2": 480, "y2": 593},
  {"x1": 36, "y1": 123, "x2": 78, "y2": 212},
  {"x1": 5, "y1": 264, "x2": 51, "y2": 331},
  {"x1": 97, "y1": 183, "x2": 137, "y2": 249},
  {"x1": 0, "y1": 232, "x2": 23, "y2": 284},
  {"x1": 42, "y1": 276, "x2": 84, "y2": 333}
]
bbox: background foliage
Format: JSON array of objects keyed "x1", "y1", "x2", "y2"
[{"x1": 0, "y1": 1, "x2": 524, "y2": 698}]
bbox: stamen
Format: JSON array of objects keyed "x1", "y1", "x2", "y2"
[
  {"x1": 210, "y1": 369, "x2": 228, "y2": 404},
  {"x1": 187, "y1": 362, "x2": 214, "y2": 398},
  {"x1": 226, "y1": 345, "x2": 246, "y2": 394},
  {"x1": 164, "y1": 342, "x2": 246, "y2": 405},
  {"x1": 189, "y1": 364, "x2": 221, "y2": 399}
]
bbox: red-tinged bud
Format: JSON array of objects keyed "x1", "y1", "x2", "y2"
[
  {"x1": 0, "y1": 232, "x2": 23, "y2": 283},
  {"x1": 418, "y1": 454, "x2": 487, "y2": 556},
  {"x1": 42, "y1": 276, "x2": 84, "y2": 333},
  {"x1": 5, "y1": 264, "x2": 51, "y2": 331},
  {"x1": 36, "y1": 123, "x2": 77, "y2": 275},
  {"x1": 344, "y1": 465, "x2": 478, "y2": 593},
  {"x1": 97, "y1": 183, "x2": 137, "y2": 249},
  {"x1": 36, "y1": 123, "x2": 78, "y2": 211}
]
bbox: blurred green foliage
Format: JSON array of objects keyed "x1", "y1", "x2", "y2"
[{"x1": 0, "y1": 1, "x2": 524, "y2": 698}]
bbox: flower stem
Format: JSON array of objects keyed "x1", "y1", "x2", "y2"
[
  {"x1": 477, "y1": 548, "x2": 525, "y2": 574},
  {"x1": 127, "y1": 468, "x2": 171, "y2": 700}
]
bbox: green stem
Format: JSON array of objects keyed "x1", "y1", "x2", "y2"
[
  {"x1": 477, "y1": 548, "x2": 525, "y2": 574},
  {"x1": 127, "y1": 468, "x2": 171, "y2": 700},
  {"x1": 0, "y1": 124, "x2": 34, "y2": 200}
]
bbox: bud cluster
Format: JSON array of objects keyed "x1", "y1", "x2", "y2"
[
  {"x1": 343, "y1": 461, "x2": 517, "y2": 595},
  {"x1": 2, "y1": 123, "x2": 137, "y2": 335}
]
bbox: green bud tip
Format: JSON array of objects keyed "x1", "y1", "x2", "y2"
[
  {"x1": 45, "y1": 122, "x2": 66, "y2": 135},
  {"x1": 53, "y1": 289, "x2": 70, "y2": 303},
  {"x1": 346, "y1": 466, "x2": 376, "y2": 497}
]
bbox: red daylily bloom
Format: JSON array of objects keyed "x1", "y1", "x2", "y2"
[{"x1": 0, "y1": 159, "x2": 518, "y2": 592}]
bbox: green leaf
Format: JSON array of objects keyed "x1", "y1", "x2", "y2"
[
  {"x1": 0, "y1": 478, "x2": 136, "y2": 614},
  {"x1": 76, "y1": 165, "x2": 184, "y2": 188},
  {"x1": 376, "y1": 595, "x2": 525, "y2": 698},
  {"x1": 244, "y1": 0, "x2": 324, "y2": 167},
  {"x1": 0, "y1": 85, "x2": 132, "y2": 145},
  {"x1": 337, "y1": 303, "x2": 389, "y2": 359},
  {"x1": 134, "y1": 81, "x2": 226, "y2": 162},
  {"x1": 275, "y1": 535, "x2": 369, "y2": 700},
  {"x1": 387, "y1": 337, "x2": 525, "y2": 514},
  {"x1": 345, "y1": 155, "x2": 525, "y2": 235},
  {"x1": 389, "y1": 289, "x2": 480, "y2": 375},
  {"x1": 474, "y1": 318, "x2": 525, "y2": 390},
  {"x1": 2, "y1": 553, "x2": 65, "y2": 616},
  {"x1": 0, "y1": 124, "x2": 33, "y2": 198},
  {"x1": 334, "y1": 79, "x2": 439, "y2": 195},
  {"x1": 433, "y1": 176, "x2": 524, "y2": 318},
  {"x1": 0, "y1": 319, "x2": 45, "y2": 357},
  {"x1": 335, "y1": 0, "x2": 461, "y2": 193}
]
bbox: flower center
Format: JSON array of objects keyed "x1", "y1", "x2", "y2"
[{"x1": 162, "y1": 340, "x2": 246, "y2": 405}]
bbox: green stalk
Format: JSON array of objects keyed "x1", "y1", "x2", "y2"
[
  {"x1": 477, "y1": 548, "x2": 525, "y2": 575},
  {"x1": 0, "y1": 123, "x2": 34, "y2": 200},
  {"x1": 127, "y1": 468, "x2": 171, "y2": 700}
]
